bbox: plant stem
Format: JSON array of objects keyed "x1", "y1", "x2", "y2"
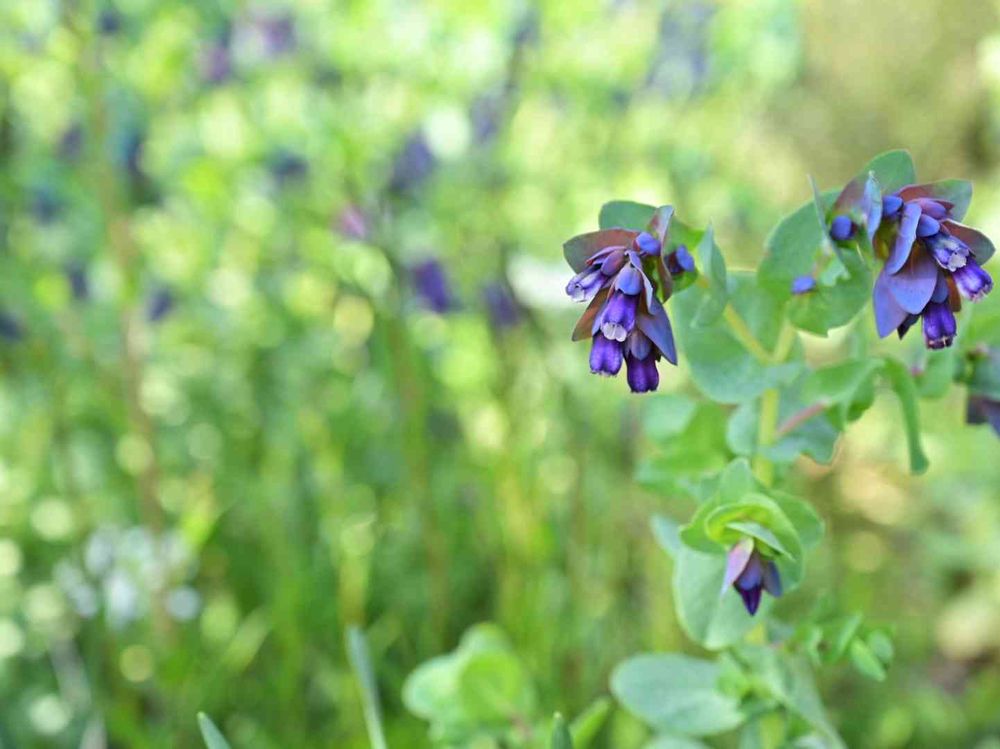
[{"x1": 753, "y1": 322, "x2": 798, "y2": 485}]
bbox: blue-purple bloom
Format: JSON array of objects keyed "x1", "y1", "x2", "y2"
[
  {"x1": 564, "y1": 208, "x2": 678, "y2": 393},
  {"x1": 666, "y1": 244, "x2": 695, "y2": 277},
  {"x1": 791, "y1": 274, "x2": 816, "y2": 295},
  {"x1": 147, "y1": 288, "x2": 175, "y2": 323},
  {"x1": 871, "y1": 183, "x2": 994, "y2": 349},
  {"x1": 829, "y1": 214, "x2": 854, "y2": 242},
  {"x1": 722, "y1": 538, "x2": 782, "y2": 616},
  {"x1": 968, "y1": 395, "x2": 1000, "y2": 438},
  {"x1": 412, "y1": 259, "x2": 456, "y2": 314}
]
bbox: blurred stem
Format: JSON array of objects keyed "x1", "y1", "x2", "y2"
[{"x1": 753, "y1": 323, "x2": 797, "y2": 486}]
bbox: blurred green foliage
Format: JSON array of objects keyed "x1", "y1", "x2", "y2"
[{"x1": 3, "y1": 0, "x2": 1000, "y2": 747}]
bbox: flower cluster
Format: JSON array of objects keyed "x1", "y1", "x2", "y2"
[
  {"x1": 828, "y1": 178, "x2": 994, "y2": 349},
  {"x1": 723, "y1": 538, "x2": 782, "y2": 616},
  {"x1": 563, "y1": 207, "x2": 679, "y2": 393}
]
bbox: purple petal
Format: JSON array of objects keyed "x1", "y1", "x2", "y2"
[
  {"x1": 829, "y1": 215, "x2": 854, "y2": 242},
  {"x1": 625, "y1": 353, "x2": 659, "y2": 393},
  {"x1": 873, "y1": 269, "x2": 911, "y2": 338},
  {"x1": 626, "y1": 329, "x2": 652, "y2": 360},
  {"x1": 735, "y1": 552, "x2": 764, "y2": 591},
  {"x1": 636, "y1": 296, "x2": 677, "y2": 365},
  {"x1": 721, "y1": 538, "x2": 754, "y2": 592},
  {"x1": 589, "y1": 334, "x2": 623, "y2": 376},
  {"x1": 599, "y1": 292, "x2": 638, "y2": 341},
  {"x1": 762, "y1": 560, "x2": 783, "y2": 597},
  {"x1": 864, "y1": 175, "x2": 882, "y2": 242},
  {"x1": 910, "y1": 198, "x2": 950, "y2": 220},
  {"x1": 886, "y1": 248, "x2": 939, "y2": 314},
  {"x1": 615, "y1": 265, "x2": 643, "y2": 295},
  {"x1": 916, "y1": 214, "x2": 940, "y2": 238},
  {"x1": 953, "y1": 259, "x2": 994, "y2": 302},
  {"x1": 942, "y1": 221, "x2": 996, "y2": 264},
  {"x1": 882, "y1": 194, "x2": 903, "y2": 219},
  {"x1": 931, "y1": 271, "x2": 950, "y2": 304},
  {"x1": 600, "y1": 249, "x2": 627, "y2": 276},
  {"x1": 886, "y1": 202, "x2": 922, "y2": 274},
  {"x1": 738, "y1": 586, "x2": 762, "y2": 616},
  {"x1": 633, "y1": 231, "x2": 661, "y2": 256},
  {"x1": 566, "y1": 266, "x2": 606, "y2": 302},
  {"x1": 926, "y1": 233, "x2": 970, "y2": 272},
  {"x1": 922, "y1": 301, "x2": 957, "y2": 350}
]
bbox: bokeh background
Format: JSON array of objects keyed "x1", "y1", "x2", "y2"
[{"x1": 3, "y1": 0, "x2": 1000, "y2": 747}]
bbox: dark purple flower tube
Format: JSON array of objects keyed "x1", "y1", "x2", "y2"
[
  {"x1": 598, "y1": 291, "x2": 638, "y2": 342},
  {"x1": 952, "y1": 259, "x2": 993, "y2": 301},
  {"x1": 921, "y1": 300, "x2": 957, "y2": 349},
  {"x1": 482, "y1": 283, "x2": 520, "y2": 330},
  {"x1": 590, "y1": 334, "x2": 623, "y2": 376},
  {"x1": 722, "y1": 539, "x2": 782, "y2": 616}
]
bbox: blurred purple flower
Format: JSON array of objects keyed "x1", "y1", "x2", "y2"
[
  {"x1": 967, "y1": 395, "x2": 1000, "y2": 438},
  {"x1": 270, "y1": 151, "x2": 308, "y2": 186},
  {"x1": 59, "y1": 123, "x2": 84, "y2": 161},
  {"x1": 255, "y1": 13, "x2": 296, "y2": 57},
  {"x1": 482, "y1": 282, "x2": 520, "y2": 330},
  {"x1": 337, "y1": 205, "x2": 369, "y2": 241},
  {"x1": 389, "y1": 132, "x2": 436, "y2": 195},
  {"x1": 98, "y1": 7, "x2": 122, "y2": 35},
  {"x1": 411, "y1": 259, "x2": 456, "y2": 314},
  {"x1": 665, "y1": 244, "x2": 695, "y2": 277},
  {"x1": 0, "y1": 312, "x2": 24, "y2": 342},
  {"x1": 791, "y1": 275, "x2": 816, "y2": 295},
  {"x1": 147, "y1": 288, "x2": 175, "y2": 323},
  {"x1": 66, "y1": 263, "x2": 89, "y2": 301},
  {"x1": 564, "y1": 210, "x2": 678, "y2": 393},
  {"x1": 201, "y1": 41, "x2": 232, "y2": 84},
  {"x1": 871, "y1": 183, "x2": 994, "y2": 350},
  {"x1": 722, "y1": 538, "x2": 782, "y2": 616}
]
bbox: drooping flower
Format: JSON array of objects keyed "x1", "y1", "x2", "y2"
[
  {"x1": 722, "y1": 538, "x2": 782, "y2": 616},
  {"x1": 870, "y1": 182, "x2": 995, "y2": 349},
  {"x1": 563, "y1": 207, "x2": 678, "y2": 393},
  {"x1": 411, "y1": 258, "x2": 457, "y2": 314},
  {"x1": 967, "y1": 395, "x2": 1000, "y2": 438},
  {"x1": 965, "y1": 346, "x2": 1000, "y2": 439}
]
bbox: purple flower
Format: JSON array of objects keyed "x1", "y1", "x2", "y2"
[
  {"x1": 872, "y1": 182, "x2": 994, "y2": 349},
  {"x1": 722, "y1": 539, "x2": 782, "y2": 616},
  {"x1": 563, "y1": 206, "x2": 679, "y2": 392},
  {"x1": 666, "y1": 244, "x2": 695, "y2": 277},
  {"x1": 829, "y1": 215, "x2": 854, "y2": 242},
  {"x1": 482, "y1": 282, "x2": 520, "y2": 330},
  {"x1": 147, "y1": 288, "x2": 175, "y2": 323},
  {"x1": 590, "y1": 334, "x2": 623, "y2": 376},
  {"x1": 0, "y1": 311, "x2": 24, "y2": 342},
  {"x1": 968, "y1": 395, "x2": 1000, "y2": 437},
  {"x1": 411, "y1": 259, "x2": 456, "y2": 314},
  {"x1": 791, "y1": 275, "x2": 816, "y2": 295}
]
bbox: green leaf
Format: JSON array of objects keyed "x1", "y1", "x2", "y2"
[
  {"x1": 673, "y1": 545, "x2": 773, "y2": 648},
  {"x1": 599, "y1": 200, "x2": 655, "y2": 231},
  {"x1": 197, "y1": 713, "x2": 232, "y2": 749},
  {"x1": 651, "y1": 515, "x2": 683, "y2": 560},
  {"x1": 759, "y1": 190, "x2": 836, "y2": 296},
  {"x1": 849, "y1": 639, "x2": 887, "y2": 682},
  {"x1": 881, "y1": 357, "x2": 930, "y2": 474},
  {"x1": 570, "y1": 697, "x2": 612, "y2": 749},
  {"x1": 346, "y1": 627, "x2": 389, "y2": 749},
  {"x1": 866, "y1": 630, "x2": 895, "y2": 664},
  {"x1": 672, "y1": 285, "x2": 802, "y2": 404},
  {"x1": 611, "y1": 654, "x2": 746, "y2": 735},
  {"x1": 459, "y1": 649, "x2": 535, "y2": 724},
  {"x1": 787, "y1": 250, "x2": 872, "y2": 335},
  {"x1": 863, "y1": 150, "x2": 916, "y2": 192},
  {"x1": 551, "y1": 713, "x2": 574, "y2": 749},
  {"x1": 403, "y1": 624, "x2": 534, "y2": 741},
  {"x1": 728, "y1": 272, "x2": 787, "y2": 351},
  {"x1": 645, "y1": 736, "x2": 711, "y2": 749},
  {"x1": 692, "y1": 225, "x2": 728, "y2": 327},
  {"x1": 915, "y1": 348, "x2": 959, "y2": 399},
  {"x1": 736, "y1": 647, "x2": 845, "y2": 748}
]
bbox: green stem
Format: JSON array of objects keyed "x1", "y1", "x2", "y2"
[{"x1": 753, "y1": 322, "x2": 798, "y2": 485}]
